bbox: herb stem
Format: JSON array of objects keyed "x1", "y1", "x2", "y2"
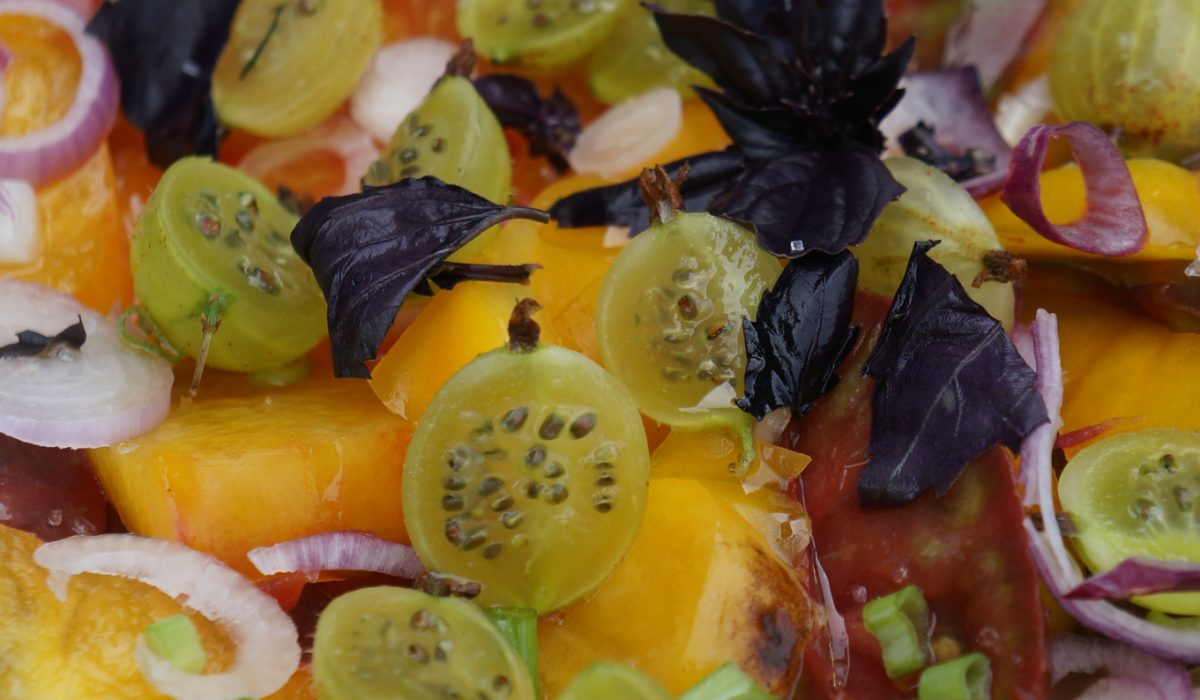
[
  {"x1": 239, "y1": 3, "x2": 287, "y2": 81},
  {"x1": 190, "y1": 290, "x2": 233, "y2": 396},
  {"x1": 486, "y1": 607, "x2": 540, "y2": 698}
]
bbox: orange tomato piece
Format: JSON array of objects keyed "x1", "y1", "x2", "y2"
[
  {"x1": 381, "y1": 0, "x2": 459, "y2": 42},
  {"x1": 107, "y1": 116, "x2": 162, "y2": 238}
]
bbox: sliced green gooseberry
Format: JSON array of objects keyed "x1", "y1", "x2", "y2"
[
  {"x1": 856, "y1": 157, "x2": 1015, "y2": 329},
  {"x1": 594, "y1": 211, "x2": 781, "y2": 437},
  {"x1": 131, "y1": 157, "x2": 326, "y2": 373},
  {"x1": 312, "y1": 586, "x2": 536, "y2": 700},
  {"x1": 457, "y1": 0, "x2": 634, "y2": 70},
  {"x1": 211, "y1": 0, "x2": 382, "y2": 137},
  {"x1": 402, "y1": 309, "x2": 650, "y2": 613},
  {"x1": 586, "y1": 0, "x2": 714, "y2": 104},
  {"x1": 1059, "y1": 429, "x2": 1200, "y2": 615},
  {"x1": 558, "y1": 662, "x2": 672, "y2": 700}
]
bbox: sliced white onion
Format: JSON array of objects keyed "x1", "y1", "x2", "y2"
[
  {"x1": 1051, "y1": 634, "x2": 1193, "y2": 699},
  {"x1": 752, "y1": 407, "x2": 792, "y2": 445},
  {"x1": 0, "y1": 0, "x2": 118, "y2": 186},
  {"x1": 34, "y1": 534, "x2": 300, "y2": 700},
  {"x1": 568, "y1": 87, "x2": 682, "y2": 179},
  {"x1": 996, "y1": 75, "x2": 1053, "y2": 148},
  {"x1": 0, "y1": 279, "x2": 173, "y2": 448},
  {"x1": 247, "y1": 530, "x2": 425, "y2": 579},
  {"x1": 602, "y1": 225, "x2": 631, "y2": 248},
  {"x1": 237, "y1": 115, "x2": 379, "y2": 197},
  {"x1": 350, "y1": 37, "x2": 458, "y2": 143},
  {"x1": 0, "y1": 179, "x2": 38, "y2": 264}
]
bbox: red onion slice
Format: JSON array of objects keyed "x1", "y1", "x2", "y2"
[
  {"x1": 1019, "y1": 310, "x2": 1200, "y2": 662},
  {"x1": 0, "y1": 0, "x2": 118, "y2": 186},
  {"x1": 237, "y1": 115, "x2": 379, "y2": 197},
  {"x1": 1001, "y1": 122, "x2": 1148, "y2": 257},
  {"x1": 349, "y1": 37, "x2": 458, "y2": 143},
  {"x1": 1067, "y1": 557, "x2": 1200, "y2": 601},
  {"x1": 1051, "y1": 634, "x2": 1192, "y2": 699},
  {"x1": 944, "y1": 0, "x2": 1046, "y2": 91},
  {"x1": 33, "y1": 534, "x2": 301, "y2": 700},
  {"x1": 247, "y1": 530, "x2": 425, "y2": 579},
  {"x1": 0, "y1": 279, "x2": 173, "y2": 448}
]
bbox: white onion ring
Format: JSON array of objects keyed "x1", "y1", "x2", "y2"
[
  {"x1": 1050, "y1": 634, "x2": 1192, "y2": 699},
  {"x1": 237, "y1": 115, "x2": 379, "y2": 197},
  {"x1": 34, "y1": 534, "x2": 301, "y2": 700},
  {"x1": 568, "y1": 87, "x2": 682, "y2": 179},
  {"x1": 247, "y1": 530, "x2": 425, "y2": 579},
  {"x1": 349, "y1": 37, "x2": 458, "y2": 143},
  {"x1": 0, "y1": 0, "x2": 118, "y2": 186},
  {"x1": 0, "y1": 179, "x2": 38, "y2": 264},
  {"x1": 0, "y1": 279, "x2": 173, "y2": 448}
]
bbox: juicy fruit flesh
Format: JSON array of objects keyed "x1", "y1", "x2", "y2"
[
  {"x1": 132, "y1": 157, "x2": 326, "y2": 372},
  {"x1": 457, "y1": 0, "x2": 632, "y2": 69},
  {"x1": 403, "y1": 345, "x2": 649, "y2": 613},
  {"x1": 586, "y1": 0, "x2": 713, "y2": 104},
  {"x1": 212, "y1": 0, "x2": 382, "y2": 137},
  {"x1": 1059, "y1": 429, "x2": 1200, "y2": 615},
  {"x1": 596, "y1": 212, "x2": 782, "y2": 427},
  {"x1": 313, "y1": 586, "x2": 535, "y2": 700}
]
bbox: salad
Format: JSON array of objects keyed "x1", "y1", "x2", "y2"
[{"x1": 1, "y1": 0, "x2": 1199, "y2": 698}]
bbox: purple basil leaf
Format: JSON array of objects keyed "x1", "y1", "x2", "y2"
[
  {"x1": 713, "y1": 142, "x2": 905, "y2": 256},
  {"x1": 88, "y1": 0, "x2": 239, "y2": 168},
  {"x1": 549, "y1": 149, "x2": 746, "y2": 233},
  {"x1": 1066, "y1": 557, "x2": 1200, "y2": 601},
  {"x1": 0, "y1": 317, "x2": 87, "y2": 359},
  {"x1": 858, "y1": 240, "x2": 1048, "y2": 506},
  {"x1": 694, "y1": 88, "x2": 812, "y2": 160},
  {"x1": 472, "y1": 74, "x2": 580, "y2": 173},
  {"x1": 425, "y1": 262, "x2": 541, "y2": 292},
  {"x1": 738, "y1": 251, "x2": 859, "y2": 420},
  {"x1": 291, "y1": 177, "x2": 548, "y2": 378}
]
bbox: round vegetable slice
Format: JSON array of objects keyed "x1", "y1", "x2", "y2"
[
  {"x1": 211, "y1": 0, "x2": 382, "y2": 137},
  {"x1": 402, "y1": 304, "x2": 650, "y2": 612},
  {"x1": 0, "y1": 279, "x2": 172, "y2": 449},
  {"x1": 456, "y1": 0, "x2": 634, "y2": 70},
  {"x1": 559, "y1": 662, "x2": 672, "y2": 700},
  {"x1": 131, "y1": 157, "x2": 326, "y2": 373},
  {"x1": 1058, "y1": 429, "x2": 1200, "y2": 615},
  {"x1": 350, "y1": 37, "x2": 459, "y2": 143},
  {"x1": 312, "y1": 586, "x2": 535, "y2": 700}
]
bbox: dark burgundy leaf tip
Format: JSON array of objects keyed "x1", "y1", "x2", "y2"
[
  {"x1": 0, "y1": 316, "x2": 87, "y2": 359},
  {"x1": 507, "y1": 298, "x2": 542, "y2": 353},
  {"x1": 1001, "y1": 121, "x2": 1147, "y2": 257},
  {"x1": 445, "y1": 39, "x2": 477, "y2": 79},
  {"x1": 1066, "y1": 557, "x2": 1200, "y2": 601},
  {"x1": 857, "y1": 240, "x2": 1048, "y2": 506},
  {"x1": 426, "y1": 262, "x2": 541, "y2": 292},
  {"x1": 639, "y1": 163, "x2": 688, "y2": 225},
  {"x1": 972, "y1": 250, "x2": 1028, "y2": 288}
]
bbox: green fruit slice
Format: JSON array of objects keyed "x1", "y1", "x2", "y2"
[
  {"x1": 131, "y1": 157, "x2": 326, "y2": 373},
  {"x1": 595, "y1": 211, "x2": 781, "y2": 430},
  {"x1": 558, "y1": 662, "x2": 672, "y2": 700},
  {"x1": 403, "y1": 341, "x2": 650, "y2": 613},
  {"x1": 457, "y1": 0, "x2": 635, "y2": 70},
  {"x1": 362, "y1": 75, "x2": 511, "y2": 205},
  {"x1": 312, "y1": 586, "x2": 536, "y2": 700},
  {"x1": 212, "y1": 0, "x2": 382, "y2": 138},
  {"x1": 1059, "y1": 429, "x2": 1200, "y2": 615},
  {"x1": 586, "y1": 0, "x2": 714, "y2": 104}
]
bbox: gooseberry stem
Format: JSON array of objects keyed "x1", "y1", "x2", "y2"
[
  {"x1": 507, "y1": 298, "x2": 542, "y2": 353},
  {"x1": 639, "y1": 163, "x2": 689, "y2": 226},
  {"x1": 190, "y1": 289, "x2": 234, "y2": 396},
  {"x1": 486, "y1": 607, "x2": 540, "y2": 699}
]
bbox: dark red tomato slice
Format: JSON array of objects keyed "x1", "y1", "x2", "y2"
[
  {"x1": 0, "y1": 434, "x2": 108, "y2": 541},
  {"x1": 782, "y1": 292, "x2": 1048, "y2": 699}
]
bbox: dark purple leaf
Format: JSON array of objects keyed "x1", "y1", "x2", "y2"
[
  {"x1": 1066, "y1": 558, "x2": 1200, "y2": 601},
  {"x1": 549, "y1": 149, "x2": 745, "y2": 233},
  {"x1": 88, "y1": 0, "x2": 239, "y2": 168},
  {"x1": 0, "y1": 317, "x2": 86, "y2": 359},
  {"x1": 858, "y1": 240, "x2": 1048, "y2": 506},
  {"x1": 881, "y1": 67, "x2": 1011, "y2": 197},
  {"x1": 423, "y1": 262, "x2": 540, "y2": 293},
  {"x1": 694, "y1": 88, "x2": 812, "y2": 160},
  {"x1": 472, "y1": 74, "x2": 580, "y2": 173},
  {"x1": 291, "y1": 178, "x2": 548, "y2": 378},
  {"x1": 738, "y1": 251, "x2": 859, "y2": 420},
  {"x1": 713, "y1": 142, "x2": 905, "y2": 256}
]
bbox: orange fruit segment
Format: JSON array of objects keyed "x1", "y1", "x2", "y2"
[
  {"x1": 0, "y1": 13, "x2": 80, "y2": 137},
  {"x1": 0, "y1": 524, "x2": 313, "y2": 699},
  {"x1": 89, "y1": 371, "x2": 415, "y2": 578}
]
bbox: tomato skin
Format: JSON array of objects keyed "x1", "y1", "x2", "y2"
[
  {"x1": 0, "y1": 434, "x2": 108, "y2": 542},
  {"x1": 783, "y1": 292, "x2": 1048, "y2": 699}
]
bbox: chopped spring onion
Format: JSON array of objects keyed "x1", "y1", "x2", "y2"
[
  {"x1": 143, "y1": 614, "x2": 206, "y2": 674},
  {"x1": 486, "y1": 607, "x2": 540, "y2": 699},
  {"x1": 677, "y1": 663, "x2": 776, "y2": 700},
  {"x1": 917, "y1": 652, "x2": 992, "y2": 700},
  {"x1": 862, "y1": 584, "x2": 933, "y2": 678}
]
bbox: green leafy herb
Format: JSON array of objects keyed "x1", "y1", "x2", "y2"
[{"x1": 239, "y1": 3, "x2": 287, "y2": 80}]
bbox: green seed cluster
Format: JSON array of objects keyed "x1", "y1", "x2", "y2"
[
  {"x1": 364, "y1": 113, "x2": 449, "y2": 187},
  {"x1": 192, "y1": 189, "x2": 290, "y2": 296},
  {"x1": 1131, "y1": 451, "x2": 1200, "y2": 528}
]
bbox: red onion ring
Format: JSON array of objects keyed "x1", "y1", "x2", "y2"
[
  {"x1": 34, "y1": 534, "x2": 301, "y2": 700},
  {"x1": 1050, "y1": 634, "x2": 1192, "y2": 699},
  {"x1": 0, "y1": 0, "x2": 118, "y2": 187},
  {"x1": 1019, "y1": 310, "x2": 1200, "y2": 663},
  {"x1": 0, "y1": 42, "x2": 11, "y2": 117},
  {"x1": 247, "y1": 530, "x2": 425, "y2": 579},
  {"x1": 237, "y1": 115, "x2": 378, "y2": 197},
  {"x1": 1001, "y1": 122, "x2": 1147, "y2": 257},
  {"x1": 1067, "y1": 557, "x2": 1200, "y2": 601}
]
